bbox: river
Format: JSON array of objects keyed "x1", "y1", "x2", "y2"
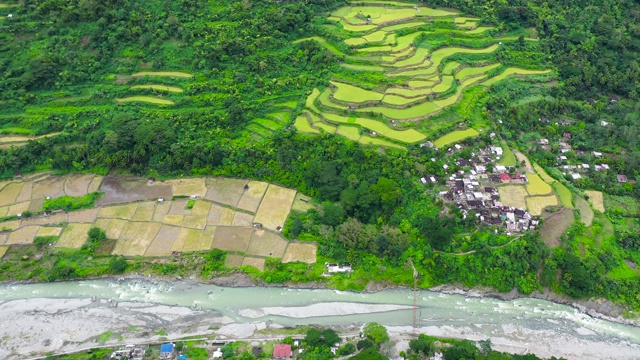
[{"x1": 0, "y1": 280, "x2": 639, "y2": 359}]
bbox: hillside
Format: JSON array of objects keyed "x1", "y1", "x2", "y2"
[{"x1": 0, "y1": 0, "x2": 639, "y2": 315}]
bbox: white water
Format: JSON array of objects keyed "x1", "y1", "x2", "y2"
[{"x1": 1, "y1": 280, "x2": 639, "y2": 359}]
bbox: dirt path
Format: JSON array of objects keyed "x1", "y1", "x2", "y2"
[
  {"x1": 513, "y1": 149, "x2": 533, "y2": 173},
  {"x1": 436, "y1": 236, "x2": 521, "y2": 256}
]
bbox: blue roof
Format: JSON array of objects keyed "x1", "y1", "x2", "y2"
[
  {"x1": 160, "y1": 343, "x2": 173, "y2": 353},
  {"x1": 177, "y1": 356, "x2": 188, "y2": 359}
]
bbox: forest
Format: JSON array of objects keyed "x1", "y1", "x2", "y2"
[{"x1": 0, "y1": 0, "x2": 638, "y2": 313}]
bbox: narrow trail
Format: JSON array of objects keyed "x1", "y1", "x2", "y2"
[{"x1": 435, "y1": 236, "x2": 521, "y2": 256}]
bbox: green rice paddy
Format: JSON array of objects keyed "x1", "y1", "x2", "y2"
[
  {"x1": 433, "y1": 128, "x2": 480, "y2": 148},
  {"x1": 294, "y1": 116, "x2": 318, "y2": 134},
  {"x1": 130, "y1": 84, "x2": 184, "y2": 93},
  {"x1": 553, "y1": 181, "x2": 573, "y2": 208},
  {"x1": 295, "y1": 1, "x2": 551, "y2": 148},
  {"x1": 498, "y1": 141, "x2": 517, "y2": 166},
  {"x1": 115, "y1": 96, "x2": 175, "y2": 105}
]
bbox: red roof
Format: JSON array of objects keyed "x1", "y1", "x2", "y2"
[
  {"x1": 273, "y1": 344, "x2": 292, "y2": 358},
  {"x1": 499, "y1": 173, "x2": 511, "y2": 181}
]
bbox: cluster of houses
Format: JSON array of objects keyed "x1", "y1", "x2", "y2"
[
  {"x1": 109, "y1": 345, "x2": 146, "y2": 360},
  {"x1": 423, "y1": 144, "x2": 538, "y2": 234}
]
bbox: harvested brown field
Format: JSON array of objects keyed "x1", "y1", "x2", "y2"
[
  {"x1": 98, "y1": 203, "x2": 138, "y2": 220},
  {"x1": 540, "y1": 207, "x2": 574, "y2": 247},
  {"x1": 56, "y1": 223, "x2": 92, "y2": 248},
  {"x1": 87, "y1": 176, "x2": 103, "y2": 193},
  {"x1": 97, "y1": 176, "x2": 172, "y2": 206},
  {"x1": 131, "y1": 201, "x2": 156, "y2": 221},
  {"x1": 253, "y1": 185, "x2": 296, "y2": 231},
  {"x1": 191, "y1": 201, "x2": 211, "y2": 216},
  {"x1": 282, "y1": 242, "x2": 317, "y2": 264},
  {"x1": 225, "y1": 254, "x2": 244, "y2": 268},
  {"x1": 27, "y1": 198, "x2": 44, "y2": 213},
  {"x1": 574, "y1": 196, "x2": 594, "y2": 227},
  {"x1": 102, "y1": 218, "x2": 129, "y2": 240},
  {"x1": 171, "y1": 228, "x2": 190, "y2": 252},
  {"x1": 204, "y1": 178, "x2": 248, "y2": 207},
  {"x1": 497, "y1": 185, "x2": 528, "y2": 209},
  {"x1": 7, "y1": 226, "x2": 40, "y2": 245},
  {"x1": 64, "y1": 174, "x2": 95, "y2": 196},
  {"x1": 32, "y1": 177, "x2": 66, "y2": 199},
  {"x1": 199, "y1": 226, "x2": 216, "y2": 250},
  {"x1": 23, "y1": 213, "x2": 67, "y2": 226},
  {"x1": 232, "y1": 212, "x2": 254, "y2": 227},
  {"x1": 67, "y1": 208, "x2": 99, "y2": 223},
  {"x1": 1, "y1": 220, "x2": 21, "y2": 231},
  {"x1": 0, "y1": 234, "x2": 6, "y2": 246},
  {"x1": 292, "y1": 193, "x2": 315, "y2": 212},
  {"x1": 242, "y1": 257, "x2": 266, "y2": 271},
  {"x1": 145, "y1": 224, "x2": 180, "y2": 256},
  {"x1": 211, "y1": 226, "x2": 252, "y2": 252},
  {"x1": 181, "y1": 228, "x2": 206, "y2": 252},
  {"x1": 181, "y1": 215, "x2": 207, "y2": 229},
  {"x1": 162, "y1": 215, "x2": 184, "y2": 226},
  {"x1": 246, "y1": 229, "x2": 288, "y2": 258},
  {"x1": 16, "y1": 182, "x2": 32, "y2": 203},
  {"x1": 0, "y1": 182, "x2": 22, "y2": 206},
  {"x1": 219, "y1": 208, "x2": 235, "y2": 226},
  {"x1": 0, "y1": 206, "x2": 7, "y2": 217},
  {"x1": 168, "y1": 199, "x2": 191, "y2": 215},
  {"x1": 206, "y1": 204, "x2": 226, "y2": 225},
  {"x1": 236, "y1": 181, "x2": 268, "y2": 213},
  {"x1": 152, "y1": 200, "x2": 171, "y2": 222},
  {"x1": 526, "y1": 195, "x2": 558, "y2": 216},
  {"x1": 8, "y1": 201, "x2": 30, "y2": 216},
  {"x1": 167, "y1": 178, "x2": 207, "y2": 197},
  {"x1": 584, "y1": 190, "x2": 605, "y2": 212},
  {"x1": 37, "y1": 227, "x2": 62, "y2": 237},
  {"x1": 0, "y1": 245, "x2": 8, "y2": 258},
  {"x1": 114, "y1": 221, "x2": 161, "y2": 256}
]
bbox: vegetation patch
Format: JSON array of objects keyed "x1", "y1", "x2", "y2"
[
  {"x1": 604, "y1": 194, "x2": 639, "y2": 217},
  {"x1": 43, "y1": 192, "x2": 103, "y2": 212},
  {"x1": 247, "y1": 229, "x2": 289, "y2": 258},
  {"x1": 540, "y1": 208, "x2": 575, "y2": 247},
  {"x1": 498, "y1": 141, "x2": 517, "y2": 166},
  {"x1": 553, "y1": 182, "x2": 573, "y2": 208},
  {"x1": 433, "y1": 128, "x2": 480, "y2": 148},
  {"x1": 131, "y1": 71, "x2": 192, "y2": 78},
  {"x1": 482, "y1": 68, "x2": 551, "y2": 87}
]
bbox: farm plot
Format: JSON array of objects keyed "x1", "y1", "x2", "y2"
[
  {"x1": 498, "y1": 185, "x2": 528, "y2": 209},
  {"x1": 0, "y1": 246, "x2": 8, "y2": 258},
  {"x1": 32, "y1": 177, "x2": 66, "y2": 200},
  {"x1": 131, "y1": 71, "x2": 193, "y2": 78},
  {"x1": 204, "y1": 178, "x2": 248, "y2": 207},
  {"x1": 181, "y1": 215, "x2": 207, "y2": 229},
  {"x1": 98, "y1": 203, "x2": 138, "y2": 220},
  {"x1": 56, "y1": 223, "x2": 92, "y2": 249},
  {"x1": 292, "y1": 193, "x2": 314, "y2": 212},
  {"x1": 6, "y1": 226, "x2": 39, "y2": 245},
  {"x1": 27, "y1": 198, "x2": 44, "y2": 213},
  {"x1": 68, "y1": 208, "x2": 100, "y2": 223},
  {"x1": 330, "y1": 81, "x2": 384, "y2": 103},
  {"x1": 168, "y1": 178, "x2": 207, "y2": 197},
  {"x1": 574, "y1": 196, "x2": 594, "y2": 227},
  {"x1": 455, "y1": 64, "x2": 500, "y2": 80},
  {"x1": 294, "y1": 116, "x2": 319, "y2": 134},
  {"x1": 180, "y1": 228, "x2": 206, "y2": 252},
  {"x1": 359, "y1": 135, "x2": 406, "y2": 149},
  {"x1": 0, "y1": 182, "x2": 20, "y2": 206},
  {"x1": 584, "y1": 190, "x2": 605, "y2": 213},
  {"x1": 98, "y1": 176, "x2": 172, "y2": 206},
  {"x1": 282, "y1": 243, "x2": 317, "y2": 264},
  {"x1": 152, "y1": 201, "x2": 171, "y2": 222},
  {"x1": 526, "y1": 173, "x2": 552, "y2": 195},
  {"x1": 95, "y1": 218, "x2": 128, "y2": 240},
  {"x1": 130, "y1": 84, "x2": 184, "y2": 92},
  {"x1": 242, "y1": 257, "x2": 266, "y2": 271},
  {"x1": 232, "y1": 212, "x2": 254, "y2": 227},
  {"x1": 63, "y1": 174, "x2": 96, "y2": 197},
  {"x1": 145, "y1": 225, "x2": 181, "y2": 257},
  {"x1": 16, "y1": 182, "x2": 32, "y2": 203},
  {"x1": 113, "y1": 222, "x2": 162, "y2": 256},
  {"x1": 482, "y1": 68, "x2": 551, "y2": 87},
  {"x1": 37, "y1": 226, "x2": 62, "y2": 237},
  {"x1": 433, "y1": 128, "x2": 479, "y2": 148},
  {"x1": 359, "y1": 100, "x2": 440, "y2": 120},
  {"x1": 211, "y1": 226, "x2": 253, "y2": 252},
  {"x1": 539, "y1": 207, "x2": 574, "y2": 247},
  {"x1": 526, "y1": 195, "x2": 558, "y2": 216},
  {"x1": 7, "y1": 201, "x2": 29, "y2": 216},
  {"x1": 498, "y1": 141, "x2": 517, "y2": 166},
  {"x1": 236, "y1": 181, "x2": 268, "y2": 213},
  {"x1": 162, "y1": 214, "x2": 184, "y2": 226},
  {"x1": 246, "y1": 229, "x2": 289, "y2": 258},
  {"x1": 225, "y1": 254, "x2": 245, "y2": 268},
  {"x1": 115, "y1": 96, "x2": 174, "y2": 105},
  {"x1": 253, "y1": 185, "x2": 296, "y2": 231},
  {"x1": 131, "y1": 202, "x2": 156, "y2": 222},
  {"x1": 337, "y1": 126, "x2": 361, "y2": 141},
  {"x1": 553, "y1": 182, "x2": 573, "y2": 208}
]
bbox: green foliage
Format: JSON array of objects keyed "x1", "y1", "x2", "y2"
[
  {"x1": 349, "y1": 347, "x2": 387, "y2": 360},
  {"x1": 363, "y1": 323, "x2": 389, "y2": 344},
  {"x1": 34, "y1": 236, "x2": 57, "y2": 248},
  {"x1": 43, "y1": 192, "x2": 103, "y2": 212},
  {"x1": 186, "y1": 199, "x2": 196, "y2": 209},
  {"x1": 336, "y1": 343, "x2": 356, "y2": 356}
]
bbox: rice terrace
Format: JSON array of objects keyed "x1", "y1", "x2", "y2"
[
  {"x1": 293, "y1": 0, "x2": 551, "y2": 148},
  {"x1": 0, "y1": 174, "x2": 316, "y2": 272}
]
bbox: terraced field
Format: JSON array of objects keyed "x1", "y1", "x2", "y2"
[
  {"x1": 294, "y1": 0, "x2": 551, "y2": 147},
  {"x1": 0, "y1": 174, "x2": 318, "y2": 270}
]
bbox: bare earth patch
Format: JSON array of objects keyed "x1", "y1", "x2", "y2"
[
  {"x1": 253, "y1": 185, "x2": 296, "y2": 231},
  {"x1": 7, "y1": 201, "x2": 30, "y2": 216},
  {"x1": 232, "y1": 212, "x2": 254, "y2": 227},
  {"x1": 114, "y1": 222, "x2": 161, "y2": 256},
  {"x1": 131, "y1": 201, "x2": 156, "y2": 222},
  {"x1": 98, "y1": 176, "x2": 172, "y2": 206},
  {"x1": 27, "y1": 198, "x2": 44, "y2": 213},
  {"x1": 168, "y1": 199, "x2": 191, "y2": 215},
  {"x1": 540, "y1": 207, "x2": 575, "y2": 247},
  {"x1": 225, "y1": 254, "x2": 244, "y2": 268},
  {"x1": 167, "y1": 178, "x2": 207, "y2": 197},
  {"x1": 282, "y1": 242, "x2": 317, "y2": 264},
  {"x1": 497, "y1": 185, "x2": 528, "y2": 209},
  {"x1": 211, "y1": 226, "x2": 252, "y2": 252},
  {"x1": 584, "y1": 190, "x2": 605, "y2": 213},
  {"x1": 63, "y1": 174, "x2": 95, "y2": 197},
  {"x1": 56, "y1": 223, "x2": 92, "y2": 248},
  {"x1": 246, "y1": 229, "x2": 288, "y2": 258}
]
